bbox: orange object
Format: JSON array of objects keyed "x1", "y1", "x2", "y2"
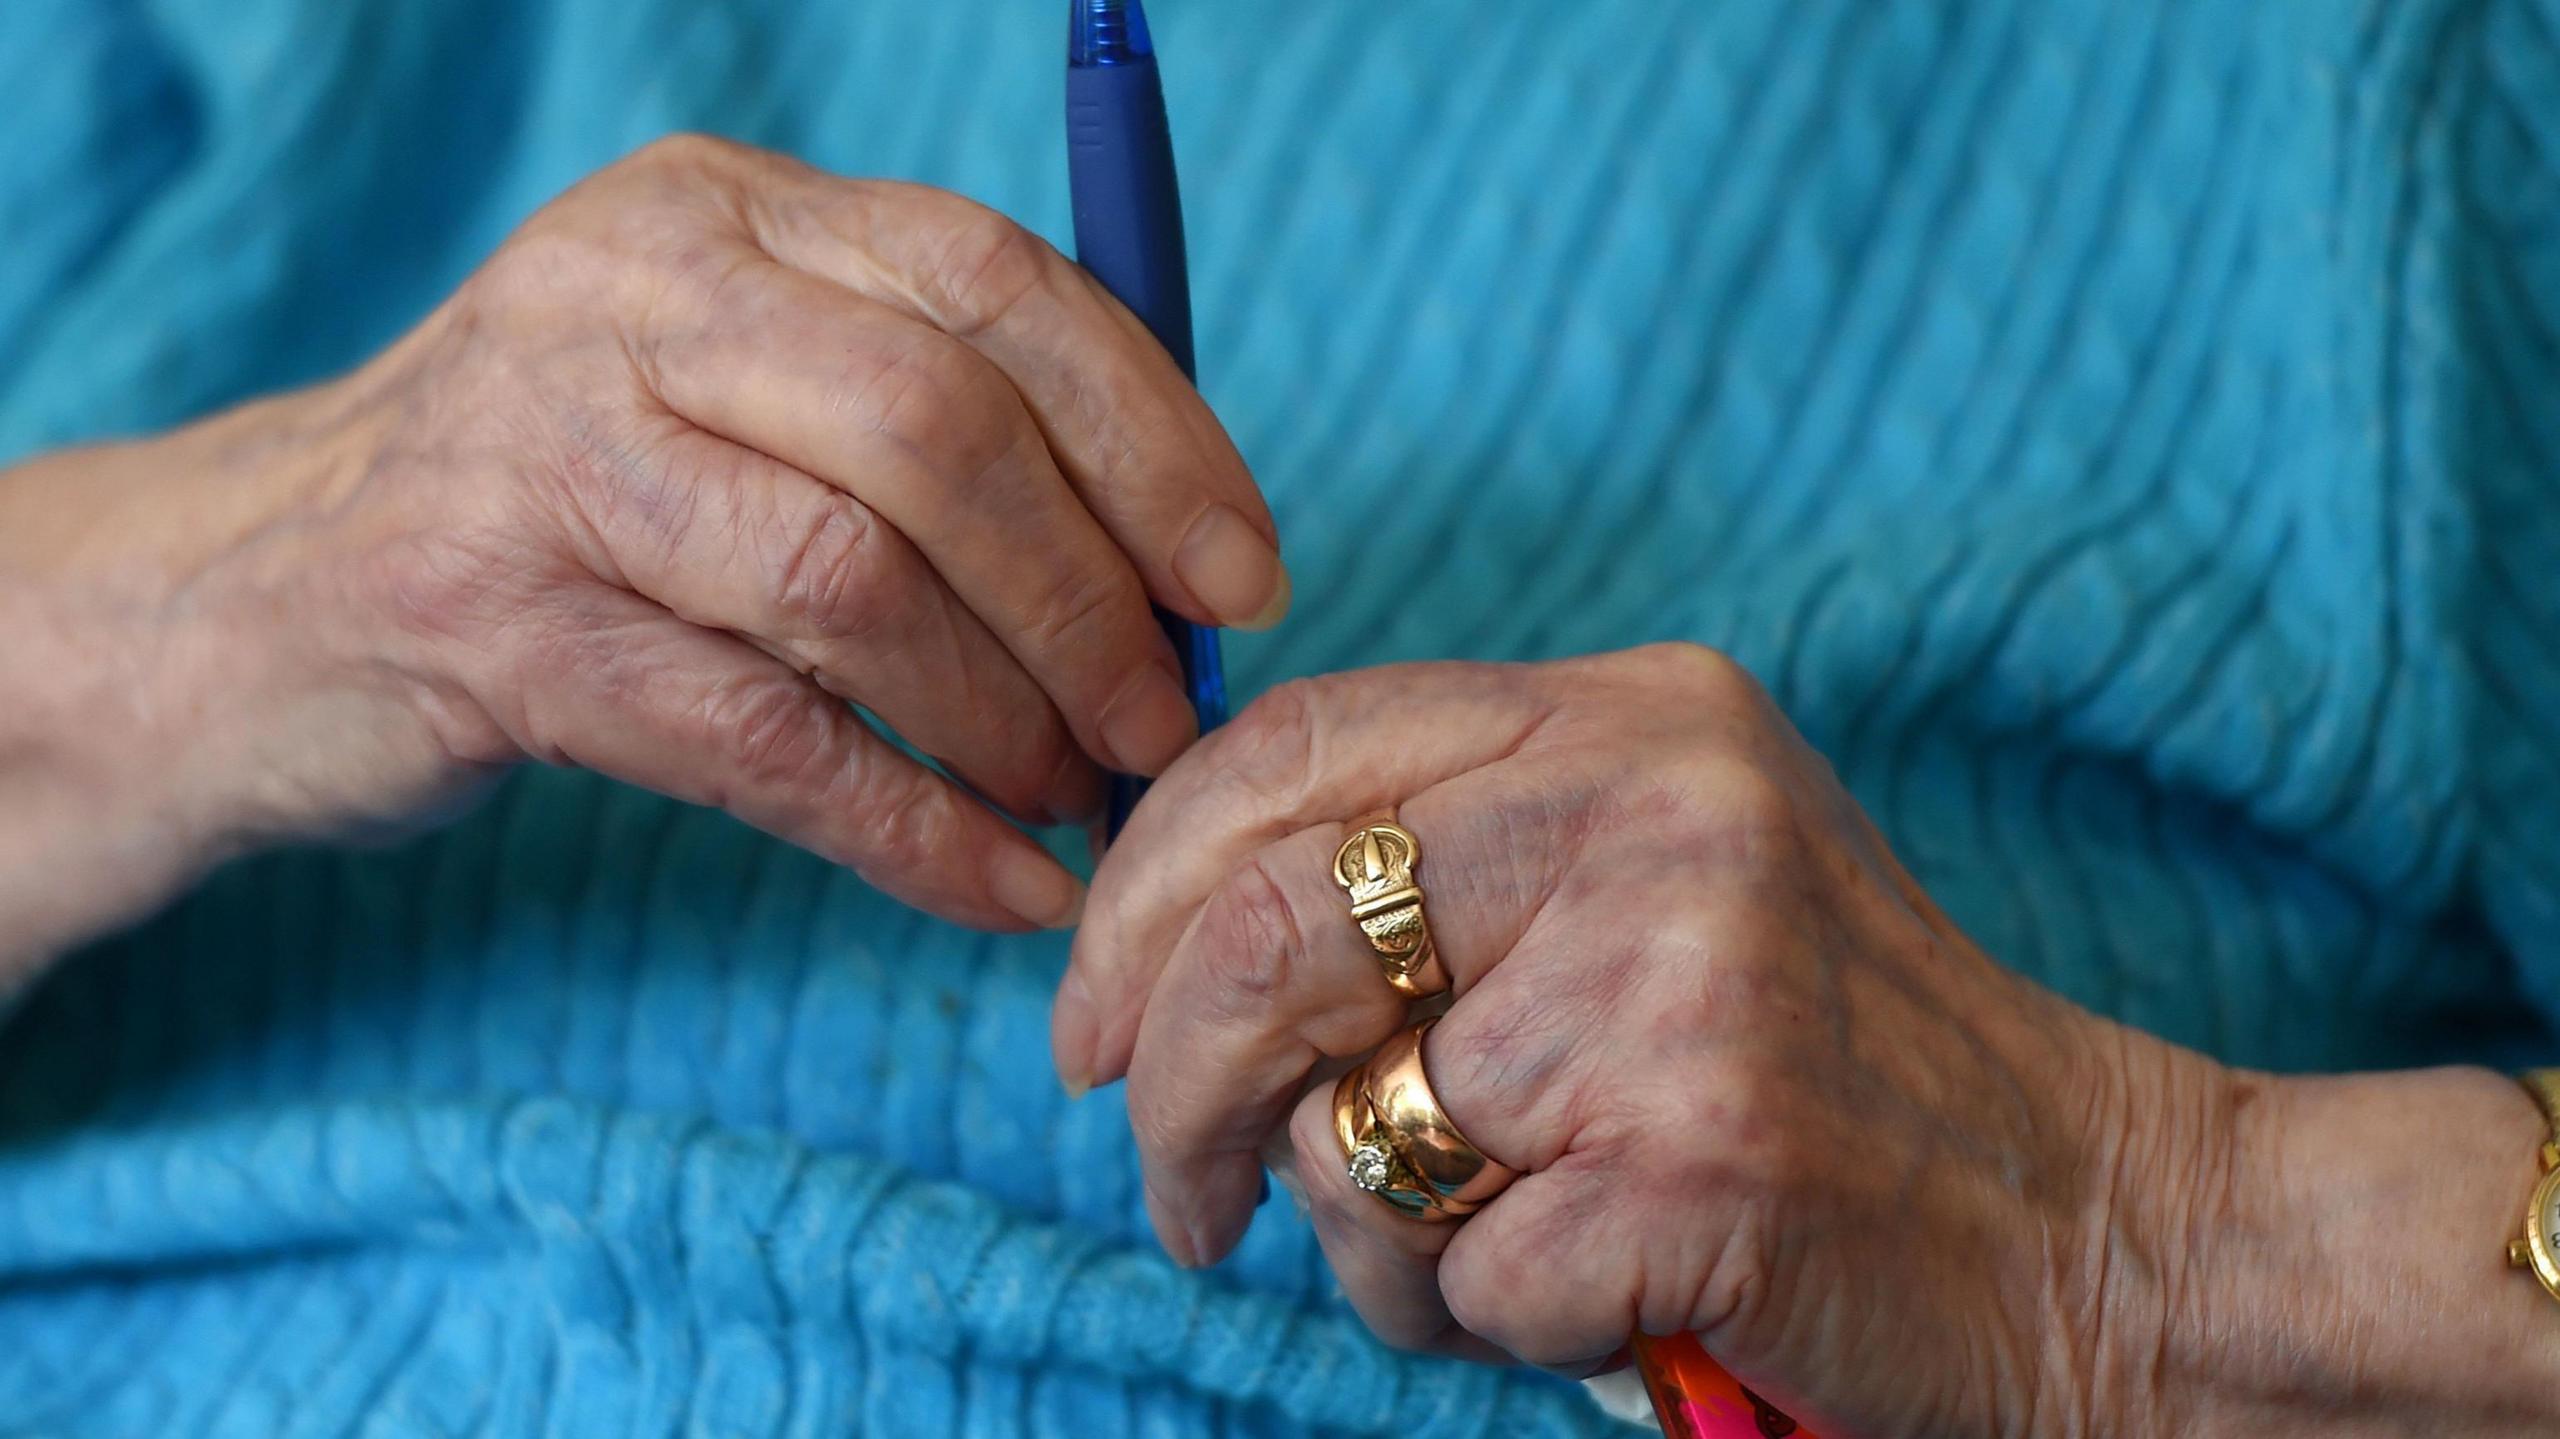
[{"x1": 1633, "y1": 1333, "x2": 1825, "y2": 1438}]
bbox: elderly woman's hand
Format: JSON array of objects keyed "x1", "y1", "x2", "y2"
[
  {"x1": 0, "y1": 135, "x2": 1282, "y2": 962},
  {"x1": 1056, "y1": 645, "x2": 2560, "y2": 1435}
]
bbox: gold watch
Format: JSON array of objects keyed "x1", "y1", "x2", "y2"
[{"x1": 2508, "y1": 1070, "x2": 2560, "y2": 1297}]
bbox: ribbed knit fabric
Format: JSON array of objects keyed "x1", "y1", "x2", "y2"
[{"x1": 5, "y1": 1, "x2": 2560, "y2": 1434}]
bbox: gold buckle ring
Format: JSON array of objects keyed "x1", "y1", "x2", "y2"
[{"x1": 1333, "y1": 814, "x2": 1450, "y2": 999}]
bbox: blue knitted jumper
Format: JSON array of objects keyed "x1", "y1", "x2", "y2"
[{"x1": 4, "y1": 1, "x2": 2559, "y2": 1434}]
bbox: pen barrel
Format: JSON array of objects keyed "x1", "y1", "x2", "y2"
[
  {"x1": 1070, "y1": 48, "x2": 1221, "y2": 836},
  {"x1": 1067, "y1": 57, "x2": 1197, "y2": 381}
]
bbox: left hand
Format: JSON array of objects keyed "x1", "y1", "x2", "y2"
[{"x1": 1052, "y1": 644, "x2": 2236, "y2": 1434}]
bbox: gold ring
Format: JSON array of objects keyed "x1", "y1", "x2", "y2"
[
  {"x1": 1362, "y1": 1020, "x2": 1514, "y2": 1215},
  {"x1": 1333, "y1": 1069, "x2": 1442, "y2": 1219},
  {"x1": 1332, "y1": 1020, "x2": 1516, "y2": 1222},
  {"x1": 1333, "y1": 812, "x2": 1450, "y2": 999}
]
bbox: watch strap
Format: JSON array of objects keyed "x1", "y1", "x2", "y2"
[{"x1": 2522, "y1": 1069, "x2": 2560, "y2": 1136}]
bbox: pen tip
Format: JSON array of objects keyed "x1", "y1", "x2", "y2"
[{"x1": 1069, "y1": 0, "x2": 1154, "y2": 66}]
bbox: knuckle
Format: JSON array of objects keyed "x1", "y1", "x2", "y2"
[
  {"x1": 1678, "y1": 759, "x2": 1803, "y2": 872},
  {"x1": 493, "y1": 137, "x2": 761, "y2": 311},
  {"x1": 701, "y1": 676, "x2": 838, "y2": 795},
  {"x1": 1511, "y1": 928, "x2": 1648, "y2": 1046},
  {"x1": 553, "y1": 424, "x2": 696, "y2": 559},
  {"x1": 638, "y1": 233, "x2": 758, "y2": 326},
  {"x1": 1642, "y1": 640, "x2": 1762, "y2": 702},
  {"x1": 914, "y1": 198, "x2": 1054, "y2": 339},
  {"x1": 1194, "y1": 853, "x2": 1307, "y2": 1011},
  {"x1": 771, "y1": 499, "x2": 893, "y2": 638},
  {"x1": 1018, "y1": 560, "x2": 1133, "y2": 653},
  {"x1": 1208, "y1": 678, "x2": 1323, "y2": 795},
  {"x1": 1426, "y1": 1006, "x2": 1568, "y2": 1116},
  {"x1": 851, "y1": 768, "x2": 963, "y2": 880},
  {"x1": 1716, "y1": 762, "x2": 1800, "y2": 839},
  {"x1": 828, "y1": 335, "x2": 983, "y2": 457},
  {"x1": 630, "y1": 130, "x2": 745, "y2": 175},
  {"x1": 376, "y1": 524, "x2": 530, "y2": 647}
]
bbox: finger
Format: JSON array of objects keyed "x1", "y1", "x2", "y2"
[
  {"x1": 558, "y1": 419, "x2": 1101, "y2": 824},
  {"x1": 1058, "y1": 661, "x2": 1574, "y2": 1091},
  {"x1": 1276, "y1": 1082, "x2": 1509, "y2": 1363},
  {"x1": 1269, "y1": 1009, "x2": 1634, "y2": 1371},
  {"x1": 744, "y1": 170, "x2": 1288, "y2": 631},
  {"x1": 1128, "y1": 826, "x2": 1382, "y2": 1268},
  {"x1": 1437, "y1": 1167, "x2": 1647, "y2": 1371},
  {"x1": 1402, "y1": 970, "x2": 1714, "y2": 1368},
  {"x1": 1124, "y1": 763, "x2": 1586, "y2": 1267},
  {"x1": 506, "y1": 583, "x2": 1084, "y2": 931},
  {"x1": 636, "y1": 251, "x2": 1200, "y2": 780}
]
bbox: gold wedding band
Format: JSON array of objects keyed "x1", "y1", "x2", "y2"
[
  {"x1": 1363, "y1": 1021, "x2": 1515, "y2": 1213},
  {"x1": 1333, "y1": 1019, "x2": 1516, "y2": 1222},
  {"x1": 1333, "y1": 812, "x2": 1450, "y2": 999}
]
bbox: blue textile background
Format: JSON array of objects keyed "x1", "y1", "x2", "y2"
[{"x1": 5, "y1": 1, "x2": 2560, "y2": 1434}]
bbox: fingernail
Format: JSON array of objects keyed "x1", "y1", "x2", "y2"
[
  {"x1": 1185, "y1": 1216, "x2": 1226, "y2": 1271},
  {"x1": 991, "y1": 847, "x2": 1084, "y2": 930},
  {"x1": 1173, "y1": 504, "x2": 1289, "y2": 631},
  {"x1": 1143, "y1": 1180, "x2": 1199, "y2": 1268},
  {"x1": 1241, "y1": 567, "x2": 1291, "y2": 632},
  {"x1": 1098, "y1": 665, "x2": 1197, "y2": 776},
  {"x1": 1053, "y1": 966, "x2": 1098, "y2": 1096},
  {"x1": 1183, "y1": 1166, "x2": 1269, "y2": 1269}
]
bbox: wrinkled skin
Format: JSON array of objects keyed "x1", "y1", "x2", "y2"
[
  {"x1": 1058, "y1": 645, "x2": 2560, "y2": 1438},
  {"x1": 11, "y1": 130, "x2": 2560, "y2": 1439},
  {"x1": 0, "y1": 135, "x2": 1286, "y2": 970}
]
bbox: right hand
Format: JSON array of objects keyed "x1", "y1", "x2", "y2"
[{"x1": 0, "y1": 134, "x2": 1285, "y2": 940}]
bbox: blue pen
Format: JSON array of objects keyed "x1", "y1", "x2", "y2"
[{"x1": 1067, "y1": 0, "x2": 1227, "y2": 839}]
